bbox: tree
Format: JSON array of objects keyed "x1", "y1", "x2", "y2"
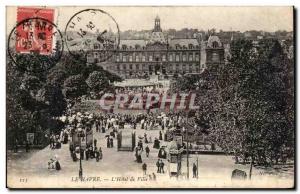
[
  {"x1": 86, "y1": 71, "x2": 109, "y2": 95},
  {"x1": 63, "y1": 74, "x2": 88, "y2": 101},
  {"x1": 46, "y1": 68, "x2": 67, "y2": 87},
  {"x1": 212, "y1": 39, "x2": 294, "y2": 172},
  {"x1": 7, "y1": 51, "x2": 122, "y2": 148}
]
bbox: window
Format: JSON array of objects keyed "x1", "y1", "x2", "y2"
[
  {"x1": 175, "y1": 54, "x2": 180, "y2": 62},
  {"x1": 195, "y1": 53, "x2": 199, "y2": 61},
  {"x1": 135, "y1": 55, "x2": 140, "y2": 62},
  {"x1": 169, "y1": 54, "x2": 173, "y2": 61},
  {"x1": 116, "y1": 56, "x2": 120, "y2": 62},
  {"x1": 182, "y1": 54, "x2": 186, "y2": 62},
  {"x1": 129, "y1": 55, "x2": 133, "y2": 62},
  {"x1": 149, "y1": 55, "x2": 153, "y2": 62},
  {"x1": 123, "y1": 64, "x2": 127, "y2": 70},
  {"x1": 136, "y1": 64, "x2": 140, "y2": 70},
  {"x1": 117, "y1": 64, "x2": 120, "y2": 70},
  {"x1": 189, "y1": 64, "x2": 193, "y2": 72},
  {"x1": 189, "y1": 53, "x2": 193, "y2": 61},
  {"x1": 142, "y1": 55, "x2": 146, "y2": 62},
  {"x1": 129, "y1": 64, "x2": 133, "y2": 70},
  {"x1": 123, "y1": 55, "x2": 127, "y2": 62},
  {"x1": 162, "y1": 55, "x2": 166, "y2": 61}
]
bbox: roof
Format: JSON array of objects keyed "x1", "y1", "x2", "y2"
[
  {"x1": 120, "y1": 39, "x2": 146, "y2": 48},
  {"x1": 169, "y1": 38, "x2": 199, "y2": 48},
  {"x1": 114, "y1": 79, "x2": 157, "y2": 87}
]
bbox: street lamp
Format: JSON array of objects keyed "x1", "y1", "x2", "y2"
[
  {"x1": 195, "y1": 151, "x2": 199, "y2": 179},
  {"x1": 78, "y1": 131, "x2": 83, "y2": 180},
  {"x1": 183, "y1": 126, "x2": 189, "y2": 180}
]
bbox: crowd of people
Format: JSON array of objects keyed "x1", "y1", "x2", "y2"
[{"x1": 45, "y1": 108, "x2": 199, "y2": 177}]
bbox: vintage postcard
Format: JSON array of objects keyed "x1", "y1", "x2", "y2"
[{"x1": 6, "y1": 6, "x2": 294, "y2": 189}]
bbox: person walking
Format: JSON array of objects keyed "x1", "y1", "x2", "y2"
[
  {"x1": 193, "y1": 163, "x2": 197, "y2": 178},
  {"x1": 95, "y1": 147, "x2": 100, "y2": 162},
  {"x1": 145, "y1": 145, "x2": 150, "y2": 157},
  {"x1": 160, "y1": 159, "x2": 165, "y2": 173},
  {"x1": 152, "y1": 173, "x2": 156, "y2": 181},
  {"x1": 94, "y1": 139, "x2": 97, "y2": 148},
  {"x1": 156, "y1": 159, "x2": 160, "y2": 173},
  {"x1": 159, "y1": 131, "x2": 163, "y2": 140},
  {"x1": 110, "y1": 138, "x2": 114, "y2": 148},
  {"x1": 99, "y1": 147, "x2": 103, "y2": 160},
  {"x1": 138, "y1": 140, "x2": 143, "y2": 151},
  {"x1": 85, "y1": 148, "x2": 89, "y2": 160},
  {"x1": 142, "y1": 163, "x2": 147, "y2": 175},
  {"x1": 106, "y1": 137, "x2": 110, "y2": 148}
]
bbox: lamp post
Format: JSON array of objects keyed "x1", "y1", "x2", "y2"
[
  {"x1": 78, "y1": 132, "x2": 83, "y2": 180},
  {"x1": 195, "y1": 151, "x2": 199, "y2": 179},
  {"x1": 183, "y1": 126, "x2": 189, "y2": 180}
]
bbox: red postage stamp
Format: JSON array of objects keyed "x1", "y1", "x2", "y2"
[{"x1": 16, "y1": 7, "x2": 55, "y2": 54}]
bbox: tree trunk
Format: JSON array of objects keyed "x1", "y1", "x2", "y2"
[{"x1": 249, "y1": 155, "x2": 253, "y2": 180}]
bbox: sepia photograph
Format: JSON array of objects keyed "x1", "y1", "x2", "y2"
[{"x1": 5, "y1": 5, "x2": 295, "y2": 189}]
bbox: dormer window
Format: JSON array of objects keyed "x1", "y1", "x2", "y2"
[
  {"x1": 188, "y1": 44, "x2": 194, "y2": 49},
  {"x1": 122, "y1": 45, "x2": 127, "y2": 50}
]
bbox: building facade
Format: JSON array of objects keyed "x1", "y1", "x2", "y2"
[{"x1": 87, "y1": 16, "x2": 225, "y2": 79}]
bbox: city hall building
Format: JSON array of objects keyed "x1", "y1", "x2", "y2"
[{"x1": 87, "y1": 16, "x2": 225, "y2": 79}]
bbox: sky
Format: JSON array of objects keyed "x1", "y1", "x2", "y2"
[{"x1": 6, "y1": 6, "x2": 294, "y2": 33}]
